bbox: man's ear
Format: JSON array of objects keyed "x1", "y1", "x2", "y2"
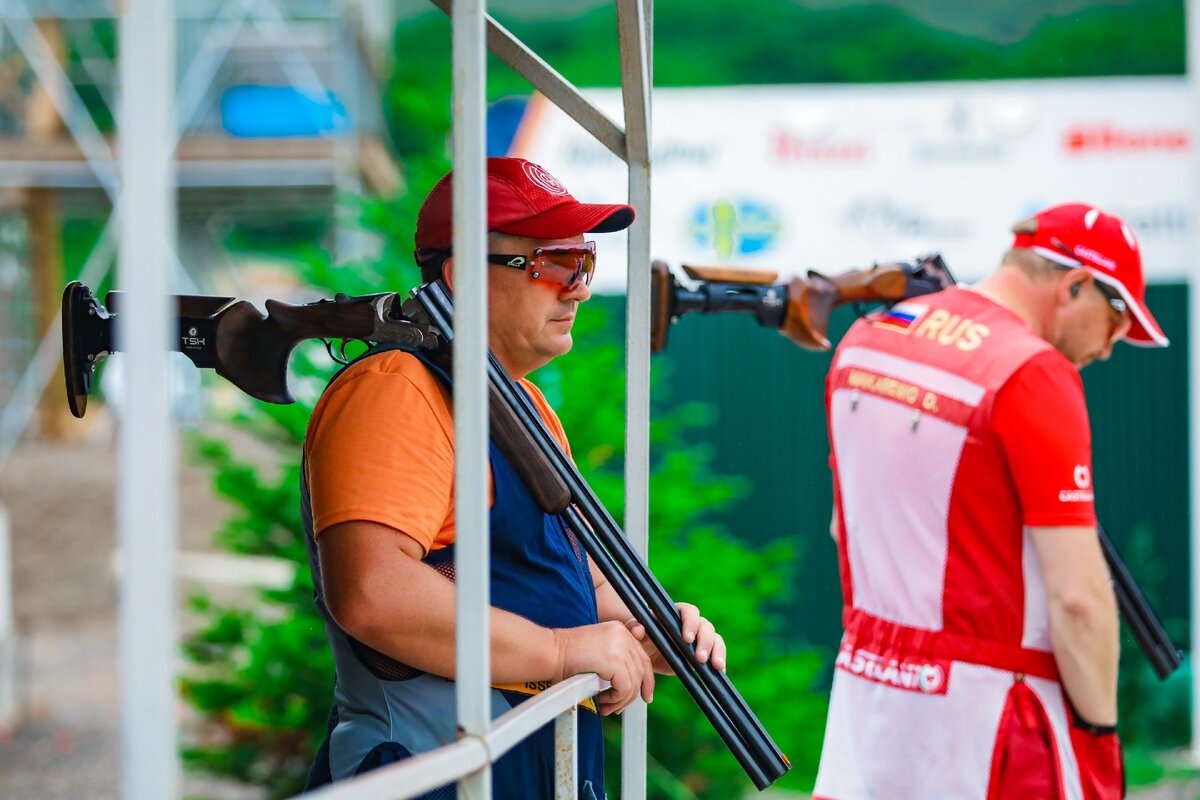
[
  {"x1": 1057, "y1": 267, "x2": 1090, "y2": 305},
  {"x1": 441, "y1": 257, "x2": 456, "y2": 291}
]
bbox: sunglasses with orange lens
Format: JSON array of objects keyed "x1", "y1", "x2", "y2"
[{"x1": 487, "y1": 241, "x2": 596, "y2": 288}]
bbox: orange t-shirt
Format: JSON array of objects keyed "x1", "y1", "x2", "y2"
[{"x1": 304, "y1": 349, "x2": 572, "y2": 555}]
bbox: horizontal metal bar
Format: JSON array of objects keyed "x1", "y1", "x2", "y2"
[
  {"x1": 0, "y1": 161, "x2": 336, "y2": 188},
  {"x1": 0, "y1": 0, "x2": 338, "y2": 20},
  {"x1": 428, "y1": 0, "x2": 627, "y2": 161},
  {"x1": 174, "y1": 551, "x2": 293, "y2": 589},
  {"x1": 297, "y1": 674, "x2": 604, "y2": 800},
  {"x1": 489, "y1": 673, "x2": 606, "y2": 758},
  {"x1": 301, "y1": 738, "x2": 489, "y2": 800}
]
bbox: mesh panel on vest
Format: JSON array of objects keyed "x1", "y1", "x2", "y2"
[
  {"x1": 564, "y1": 523, "x2": 584, "y2": 566},
  {"x1": 348, "y1": 559, "x2": 457, "y2": 682},
  {"x1": 432, "y1": 559, "x2": 456, "y2": 582}
]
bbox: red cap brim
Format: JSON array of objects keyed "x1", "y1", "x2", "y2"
[{"x1": 495, "y1": 202, "x2": 634, "y2": 240}]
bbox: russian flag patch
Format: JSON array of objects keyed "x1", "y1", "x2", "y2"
[{"x1": 873, "y1": 302, "x2": 927, "y2": 334}]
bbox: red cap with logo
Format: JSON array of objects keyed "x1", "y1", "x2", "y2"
[
  {"x1": 1012, "y1": 202, "x2": 1168, "y2": 347},
  {"x1": 415, "y1": 157, "x2": 634, "y2": 251}
]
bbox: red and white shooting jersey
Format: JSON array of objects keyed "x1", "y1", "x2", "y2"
[
  {"x1": 814, "y1": 286, "x2": 1114, "y2": 800},
  {"x1": 827, "y1": 285, "x2": 1095, "y2": 671}
]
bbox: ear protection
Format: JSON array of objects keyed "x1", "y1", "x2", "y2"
[{"x1": 1070, "y1": 283, "x2": 1082, "y2": 297}]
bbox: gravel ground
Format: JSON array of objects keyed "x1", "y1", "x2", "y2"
[
  {"x1": 0, "y1": 415, "x2": 263, "y2": 800},
  {"x1": 0, "y1": 419, "x2": 1198, "y2": 799}
]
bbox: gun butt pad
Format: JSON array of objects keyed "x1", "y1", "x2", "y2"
[
  {"x1": 650, "y1": 260, "x2": 673, "y2": 354},
  {"x1": 62, "y1": 282, "x2": 96, "y2": 418}
]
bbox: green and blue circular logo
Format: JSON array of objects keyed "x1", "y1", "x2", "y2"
[{"x1": 689, "y1": 198, "x2": 781, "y2": 260}]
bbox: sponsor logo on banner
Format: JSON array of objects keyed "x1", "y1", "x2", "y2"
[
  {"x1": 1064, "y1": 124, "x2": 1190, "y2": 154},
  {"x1": 840, "y1": 199, "x2": 971, "y2": 242},
  {"x1": 689, "y1": 198, "x2": 781, "y2": 260},
  {"x1": 835, "y1": 643, "x2": 950, "y2": 695},
  {"x1": 1110, "y1": 205, "x2": 1190, "y2": 239},
  {"x1": 770, "y1": 128, "x2": 870, "y2": 162},
  {"x1": 565, "y1": 139, "x2": 715, "y2": 166},
  {"x1": 910, "y1": 101, "x2": 1017, "y2": 163}
]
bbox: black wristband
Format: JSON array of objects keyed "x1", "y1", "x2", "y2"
[{"x1": 1071, "y1": 709, "x2": 1118, "y2": 735}]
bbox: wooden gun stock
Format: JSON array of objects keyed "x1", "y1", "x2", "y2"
[
  {"x1": 780, "y1": 264, "x2": 910, "y2": 351},
  {"x1": 210, "y1": 300, "x2": 303, "y2": 404}
]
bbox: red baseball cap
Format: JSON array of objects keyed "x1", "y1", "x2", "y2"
[
  {"x1": 1012, "y1": 202, "x2": 1168, "y2": 347},
  {"x1": 414, "y1": 157, "x2": 634, "y2": 251}
]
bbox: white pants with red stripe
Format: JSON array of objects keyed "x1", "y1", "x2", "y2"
[{"x1": 812, "y1": 661, "x2": 1116, "y2": 800}]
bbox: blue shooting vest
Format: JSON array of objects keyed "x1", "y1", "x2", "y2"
[{"x1": 301, "y1": 347, "x2": 603, "y2": 799}]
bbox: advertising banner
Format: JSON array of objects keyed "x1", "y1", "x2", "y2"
[{"x1": 511, "y1": 77, "x2": 1190, "y2": 292}]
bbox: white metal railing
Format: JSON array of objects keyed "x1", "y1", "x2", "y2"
[
  {"x1": 449, "y1": 0, "x2": 492, "y2": 797},
  {"x1": 302, "y1": 674, "x2": 608, "y2": 800},
  {"x1": 117, "y1": 2, "x2": 177, "y2": 799},
  {"x1": 0, "y1": 503, "x2": 14, "y2": 733},
  {"x1": 616, "y1": 3, "x2": 652, "y2": 795}
]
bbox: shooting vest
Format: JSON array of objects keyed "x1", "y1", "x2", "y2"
[
  {"x1": 301, "y1": 347, "x2": 603, "y2": 800},
  {"x1": 814, "y1": 286, "x2": 1117, "y2": 800},
  {"x1": 826, "y1": 285, "x2": 1061, "y2": 678}
]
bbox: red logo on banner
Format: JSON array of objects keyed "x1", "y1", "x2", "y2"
[
  {"x1": 1065, "y1": 125, "x2": 1189, "y2": 154},
  {"x1": 771, "y1": 129, "x2": 870, "y2": 162}
]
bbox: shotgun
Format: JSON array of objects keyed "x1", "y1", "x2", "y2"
[
  {"x1": 649, "y1": 253, "x2": 957, "y2": 353},
  {"x1": 60, "y1": 279, "x2": 791, "y2": 789}
]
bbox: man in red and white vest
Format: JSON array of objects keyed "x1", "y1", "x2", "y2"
[{"x1": 813, "y1": 203, "x2": 1168, "y2": 800}]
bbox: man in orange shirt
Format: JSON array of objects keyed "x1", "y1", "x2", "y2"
[{"x1": 301, "y1": 157, "x2": 725, "y2": 799}]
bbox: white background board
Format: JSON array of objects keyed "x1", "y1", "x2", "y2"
[{"x1": 512, "y1": 77, "x2": 1191, "y2": 292}]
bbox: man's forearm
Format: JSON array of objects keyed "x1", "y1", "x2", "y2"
[
  {"x1": 1047, "y1": 587, "x2": 1120, "y2": 725},
  {"x1": 338, "y1": 558, "x2": 562, "y2": 683},
  {"x1": 594, "y1": 572, "x2": 634, "y2": 624},
  {"x1": 319, "y1": 520, "x2": 560, "y2": 684},
  {"x1": 1031, "y1": 524, "x2": 1120, "y2": 726}
]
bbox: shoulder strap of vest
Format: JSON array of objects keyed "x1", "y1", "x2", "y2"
[{"x1": 320, "y1": 342, "x2": 453, "y2": 397}]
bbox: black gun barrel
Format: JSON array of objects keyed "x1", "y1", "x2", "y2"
[
  {"x1": 672, "y1": 283, "x2": 788, "y2": 330},
  {"x1": 414, "y1": 280, "x2": 790, "y2": 790},
  {"x1": 1098, "y1": 525, "x2": 1182, "y2": 679}
]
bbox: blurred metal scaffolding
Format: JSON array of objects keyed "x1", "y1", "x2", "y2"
[{"x1": 0, "y1": 0, "x2": 400, "y2": 467}]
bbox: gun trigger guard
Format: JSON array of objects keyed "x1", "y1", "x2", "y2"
[{"x1": 322, "y1": 338, "x2": 349, "y2": 365}]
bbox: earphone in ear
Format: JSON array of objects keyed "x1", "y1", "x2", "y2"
[{"x1": 1070, "y1": 283, "x2": 1082, "y2": 297}]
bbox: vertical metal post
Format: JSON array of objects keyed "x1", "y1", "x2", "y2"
[
  {"x1": 617, "y1": 1, "x2": 652, "y2": 797},
  {"x1": 117, "y1": 1, "x2": 178, "y2": 798},
  {"x1": 554, "y1": 704, "x2": 579, "y2": 799},
  {"x1": 332, "y1": 0, "x2": 368, "y2": 263},
  {"x1": 0, "y1": 504, "x2": 13, "y2": 732},
  {"x1": 452, "y1": 0, "x2": 491, "y2": 798},
  {"x1": 1188, "y1": 0, "x2": 1200, "y2": 765}
]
